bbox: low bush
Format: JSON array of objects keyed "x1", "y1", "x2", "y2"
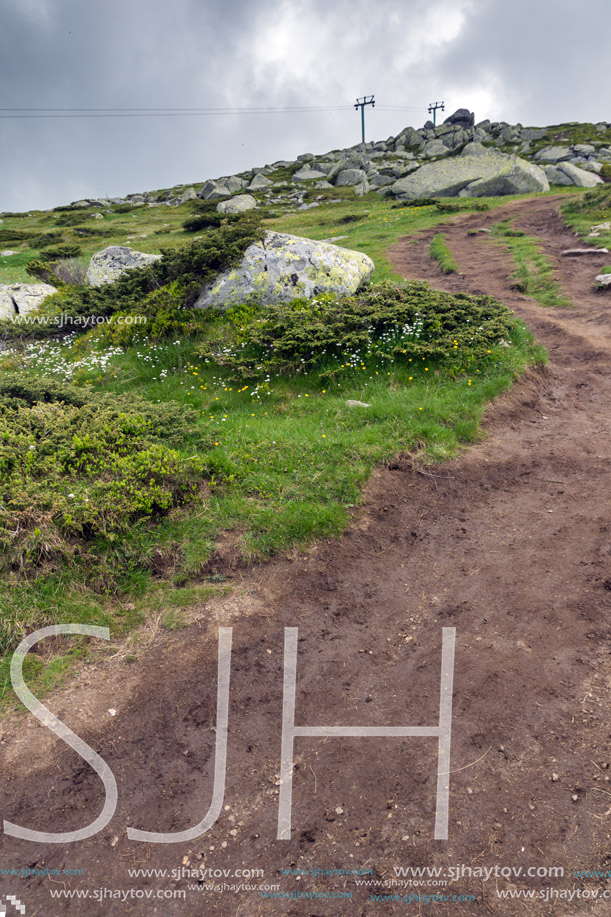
[
  {"x1": 0, "y1": 376, "x2": 207, "y2": 574},
  {"x1": 0, "y1": 229, "x2": 32, "y2": 243},
  {"x1": 39, "y1": 244, "x2": 82, "y2": 261},
  {"x1": 199, "y1": 281, "x2": 516, "y2": 381}
]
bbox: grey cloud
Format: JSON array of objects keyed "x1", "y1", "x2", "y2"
[{"x1": 0, "y1": 0, "x2": 608, "y2": 211}]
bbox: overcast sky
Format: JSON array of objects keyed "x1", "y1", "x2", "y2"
[{"x1": 1, "y1": 0, "x2": 609, "y2": 212}]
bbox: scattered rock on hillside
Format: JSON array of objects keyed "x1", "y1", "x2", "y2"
[
  {"x1": 0, "y1": 282, "x2": 57, "y2": 320},
  {"x1": 293, "y1": 166, "x2": 329, "y2": 181},
  {"x1": 543, "y1": 162, "x2": 603, "y2": 188},
  {"x1": 335, "y1": 169, "x2": 368, "y2": 186},
  {"x1": 247, "y1": 173, "x2": 273, "y2": 191},
  {"x1": 595, "y1": 272, "x2": 611, "y2": 286},
  {"x1": 1, "y1": 250, "x2": 18, "y2": 256},
  {"x1": 534, "y1": 146, "x2": 573, "y2": 163},
  {"x1": 195, "y1": 231, "x2": 374, "y2": 311},
  {"x1": 443, "y1": 108, "x2": 475, "y2": 129},
  {"x1": 86, "y1": 246, "x2": 162, "y2": 287},
  {"x1": 216, "y1": 194, "x2": 258, "y2": 214},
  {"x1": 391, "y1": 148, "x2": 549, "y2": 199}
]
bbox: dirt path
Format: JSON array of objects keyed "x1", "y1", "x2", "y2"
[{"x1": 1, "y1": 196, "x2": 610, "y2": 916}]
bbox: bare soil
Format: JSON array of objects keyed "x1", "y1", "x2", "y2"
[{"x1": 1, "y1": 196, "x2": 610, "y2": 916}]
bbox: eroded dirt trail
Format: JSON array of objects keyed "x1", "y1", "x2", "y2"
[{"x1": 1, "y1": 197, "x2": 610, "y2": 916}]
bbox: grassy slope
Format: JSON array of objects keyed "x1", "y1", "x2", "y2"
[{"x1": 0, "y1": 186, "x2": 559, "y2": 706}]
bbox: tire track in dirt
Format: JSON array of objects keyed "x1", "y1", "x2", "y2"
[{"x1": 0, "y1": 197, "x2": 610, "y2": 916}]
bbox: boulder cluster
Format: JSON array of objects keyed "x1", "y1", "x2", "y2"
[{"x1": 60, "y1": 109, "x2": 609, "y2": 214}]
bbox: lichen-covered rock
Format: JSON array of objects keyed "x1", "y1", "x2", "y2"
[
  {"x1": 216, "y1": 194, "x2": 258, "y2": 214},
  {"x1": 391, "y1": 149, "x2": 549, "y2": 199},
  {"x1": 0, "y1": 282, "x2": 57, "y2": 320},
  {"x1": 85, "y1": 246, "x2": 161, "y2": 287},
  {"x1": 195, "y1": 231, "x2": 374, "y2": 311},
  {"x1": 595, "y1": 272, "x2": 611, "y2": 287}
]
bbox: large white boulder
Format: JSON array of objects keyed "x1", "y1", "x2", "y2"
[
  {"x1": 195, "y1": 231, "x2": 374, "y2": 311},
  {"x1": 391, "y1": 148, "x2": 549, "y2": 199},
  {"x1": 0, "y1": 282, "x2": 57, "y2": 320},
  {"x1": 86, "y1": 246, "x2": 161, "y2": 287}
]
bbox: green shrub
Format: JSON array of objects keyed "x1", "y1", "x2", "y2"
[
  {"x1": 0, "y1": 377, "x2": 207, "y2": 573},
  {"x1": 199, "y1": 281, "x2": 517, "y2": 380},
  {"x1": 600, "y1": 164, "x2": 611, "y2": 183},
  {"x1": 0, "y1": 229, "x2": 32, "y2": 243},
  {"x1": 39, "y1": 244, "x2": 82, "y2": 261},
  {"x1": 33, "y1": 232, "x2": 62, "y2": 246},
  {"x1": 55, "y1": 211, "x2": 94, "y2": 227},
  {"x1": 391, "y1": 199, "x2": 439, "y2": 208}
]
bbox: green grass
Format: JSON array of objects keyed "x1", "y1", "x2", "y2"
[
  {"x1": 490, "y1": 220, "x2": 571, "y2": 307},
  {"x1": 429, "y1": 233, "x2": 460, "y2": 273},
  {"x1": 561, "y1": 185, "x2": 611, "y2": 252}
]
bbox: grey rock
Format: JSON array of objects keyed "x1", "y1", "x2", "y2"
[
  {"x1": 216, "y1": 194, "x2": 258, "y2": 214},
  {"x1": 573, "y1": 143, "x2": 595, "y2": 154},
  {"x1": 1, "y1": 250, "x2": 19, "y2": 256},
  {"x1": 534, "y1": 145, "x2": 573, "y2": 163},
  {"x1": 391, "y1": 150, "x2": 549, "y2": 199},
  {"x1": 313, "y1": 181, "x2": 334, "y2": 189},
  {"x1": 354, "y1": 180, "x2": 370, "y2": 196},
  {"x1": 443, "y1": 108, "x2": 475, "y2": 128},
  {"x1": 198, "y1": 180, "x2": 231, "y2": 200},
  {"x1": 595, "y1": 272, "x2": 611, "y2": 287},
  {"x1": 501, "y1": 125, "x2": 521, "y2": 143},
  {"x1": 292, "y1": 167, "x2": 329, "y2": 181},
  {"x1": 335, "y1": 168, "x2": 368, "y2": 186},
  {"x1": 462, "y1": 142, "x2": 488, "y2": 156},
  {"x1": 224, "y1": 176, "x2": 248, "y2": 193},
  {"x1": 195, "y1": 231, "x2": 374, "y2": 311},
  {"x1": 421, "y1": 139, "x2": 451, "y2": 158},
  {"x1": 86, "y1": 246, "x2": 161, "y2": 287},
  {"x1": 180, "y1": 187, "x2": 197, "y2": 203},
  {"x1": 369, "y1": 174, "x2": 394, "y2": 187},
  {"x1": 543, "y1": 166, "x2": 574, "y2": 186},
  {"x1": 247, "y1": 173, "x2": 273, "y2": 191},
  {"x1": 521, "y1": 128, "x2": 546, "y2": 141},
  {"x1": 296, "y1": 153, "x2": 315, "y2": 162},
  {"x1": 401, "y1": 127, "x2": 422, "y2": 147},
  {"x1": 0, "y1": 282, "x2": 57, "y2": 320},
  {"x1": 553, "y1": 162, "x2": 603, "y2": 187}
]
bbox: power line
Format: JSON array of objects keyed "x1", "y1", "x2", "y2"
[{"x1": 0, "y1": 104, "x2": 355, "y2": 119}]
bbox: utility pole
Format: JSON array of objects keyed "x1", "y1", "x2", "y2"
[
  {"x1": 355, "y1": 95, "x2": 375, "y2": 143},
  {"x1": 428, "y1": 101, "x2": 445, "y2": 126}
]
